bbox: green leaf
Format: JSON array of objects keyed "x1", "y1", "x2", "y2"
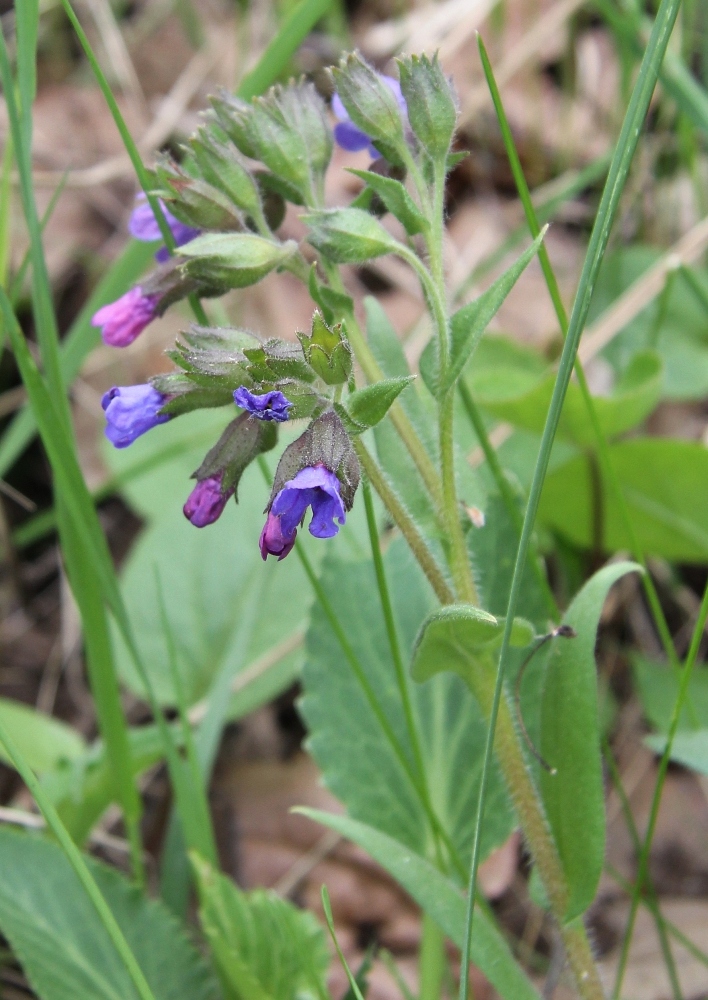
[
  {"x1": 192, "y1": 854, "x2": 329, "y2": 1000},
  {"x1": 411, "y1": 605, "x2": 535, "y2": 685},
  {"x1": 474, "y1": 345, "x2": 663, "y2": 446},
  {"x1": 0, "y1": 698, "x2": 86, "y2": 773},
  {"x1": 299, "y1": 541, "x2": 515, "y2": 868},
  {"x1": 540, "y1": 561, "x2": 641, "y2": 921},
  {"x1": 347, "y1": 170, "x2": 428, "y2": 235},
  {"x1": 633, "y1": 655, "x2": 708, "y2": 732},
  {"x1": 343, "y1": 376, "x2": 415, "y2": 432},
  {"x1": 306, "y1": 208, "x2": 403, "y2": 263},
  {"x1": 430, "y1": 232, "x2": 544, "y2": 394},
  {"x1": 590, "y1": 247, "x2": 708, "y2": 401},
  {"x1": 295, "y1": 810, "x2": 542, "y2": 1000},
  {"x1": 538, "y1": 438, "x2": 708, "y2": 562},
  {"x1": 645, "y1": 730, "x2": 708, "y2": 775},
  {"x1": 0, "y1": 827, "x2": 222, "y2": 1000},
  {"x1": 104, "y1": 413, "x2": 314, "y2": 706}
]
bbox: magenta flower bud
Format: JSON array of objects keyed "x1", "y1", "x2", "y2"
[
  {"x1": 259, "y1": 512, "x2": 297, "y2": 561},
  {"x1": 129, "y1": 195, "x2": 200, "y2": 262},
  {"x1": 101, "y1": 384, "x2": 169, "y2": 448},
  {"x1": 183, "y1": 474, "x2": 233, "y2": 528},
  {"x1": 92, "y1": 287, "x2": 159, "y2": 348}
]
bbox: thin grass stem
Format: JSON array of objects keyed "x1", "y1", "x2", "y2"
[
  {"x1": 477, "y1": 33, "x2": 680, "y2": 672},
  {"x1": 459, "y1": 6, "x2": 683, "y2": 996},
  {"x1": 603, "y1": 743, "x2": 682, "y2": 999},
  {"x1": 0, "y1": 714, "x2": 158, "y2": 1000},
  {"x1": 613, "y1": 577, "x2": 708, "y2": 998}
]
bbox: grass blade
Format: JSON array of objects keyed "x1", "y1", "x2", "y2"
[
  {"x1": 236, "y1": 0, "x2": 332, "y2": 100},
  {"x1": 459, "y1": 4, "x2": 683, "y2": 997},
  {"x1": 0, "y1": 713, "x2": 157, "y2": 1000},
  {"x1": 613, "y1": 577, "x2": 708, "y2": 997}
]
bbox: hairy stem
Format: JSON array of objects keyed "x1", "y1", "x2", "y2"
[
  {"x1": 354, "y1": 439, "x2": 454, "y2": 605},
  {"x1": 465, "y1": 668, "x2": 605, "y2": 1000}
]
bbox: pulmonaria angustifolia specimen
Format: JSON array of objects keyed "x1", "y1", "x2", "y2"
[{"x1": 95, "y1": 51, "x2": 450, "y2": 561}]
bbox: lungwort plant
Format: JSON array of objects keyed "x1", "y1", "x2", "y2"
[{"x1": 3, "y1": 0, "x2": 707, "y2": 996}]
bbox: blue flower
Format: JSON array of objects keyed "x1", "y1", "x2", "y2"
[
  {"x1": 102, "y1": 384, "x2": 170, "y2": 448},
  {"x1": 332, "y1": 75, "x2": 407, "y2": 157},
  {"x1": 234, "y1": 386, "x2": 292, "y2": 422},
  {"x1": 272, "y1": 463, "x2": 345, "y2": 543},
  {"x1": 129, "y1": 195, "x2": 200, "y2": 263}
]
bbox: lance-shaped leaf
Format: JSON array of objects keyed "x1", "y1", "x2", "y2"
[
  {"x1": 192, "y1": 854, "x2": 329, "y2": 1000},
  {"x1": 192, "y1": 412, "x2": 277, "y2": 497},
  {"x1": 540, "y1": 561, "x2": 642, "y2": 921},
  {"x1": 421, "y1": 231, "x2": 545, "y2": 395},
  {"x1": 297, "y1": 311, "x2": 352, "y2": 385},
  {"x1": 341, "y1": 375, "x2": 415, "y2": 434},
  {"x1": 411, "y1": 604, "x2": 535, "y2": 685},
  {"x1": 179, "y1": 233, "x2": 297, "y2": 289},
  {"x1": 348, "y1": 169, "x2": 428, "y2": 235},
  {"x1": 295, "y1": 810, "x2": 542, "y2": 1000},
  {"x1": 306, "y1": 208, "x2": 403, "y2": 264}
]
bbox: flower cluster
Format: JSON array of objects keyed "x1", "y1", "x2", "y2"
[{"x1": 94, "y1": 52, "x2": 455, "y2": 558}]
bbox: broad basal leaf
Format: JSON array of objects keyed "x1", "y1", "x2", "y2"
[
  {"x1": 538, "y1": 438, "x2": 708, "y2": 562},
  {"x1": 633, "y1": 654, "x2": 708, "y2": 732},
  {"x1": 465, "y1": 328, "x2": 663, "y2": 446},
  {"x1": 0, "y1": 698, "x2": 85, "y2": 773},
  {"x1": 296, "y1": 809, "x2": 541, "y2": 1000},
  {"x1": 300, "y1": 541, "x2": 515, "y2": 870},
  {"x1": 192, "y1": 854, "x2": 329, "y2": 1000},
  {"x1": 590, "y1": 246, "x2": 708, "y2": 401},
  {"x1": 540, "y1": 561, "x2": 641, "y2": 921},
  {"x1": 0, "y1": 828, "x2": 222, "y2": 1000}
]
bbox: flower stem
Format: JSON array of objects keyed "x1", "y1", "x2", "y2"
[
  {"x1": 322, "y1": 260, "x2": 446, "y2": 515},
  {"x1": 461, "y1": 664, "x2": 605, "y2": 1000},
  {"x1": 353, "y1": 439, "x2": 454, "y2": 606}
]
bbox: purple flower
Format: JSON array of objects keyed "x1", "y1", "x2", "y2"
[
  {"x1": 129, "y1": 195, "x2": 200, "y2": 262},
  {"x1": 183, "y1": 474, "x2": 233, "y2": 527},
  {"x1": 234, "y1": 386, "x2": 292, "y2": 422},
  {"x1": 92, "y1": 287, "x2": 159, "y2": 348},
  {"x1": 332, "y1": 76, "x2": 407, "y2": 157},
  {"x1": 259, "y1": 512, "x2": 297, "y2": 561},
  {"x1": 101, "y1": 384, "x2": 170, "y2": 448},
  {"x1": 271, "y1": 465, "x2": 346, "y2": 539}
]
